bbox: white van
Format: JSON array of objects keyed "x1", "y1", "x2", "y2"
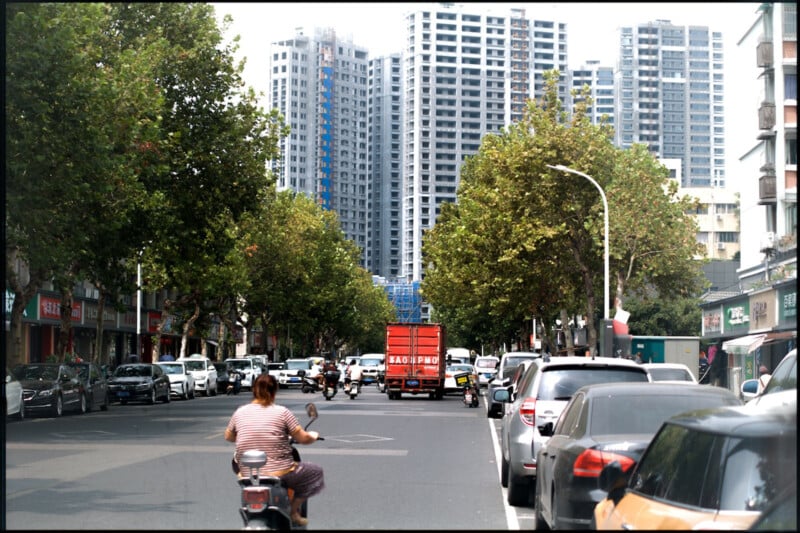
[
  {"x1": 446, "y1": 347, "x2": 471, "y2": 365},
  {"x1": 473, "y1": 355, "x2": 500, "y2": 387}
]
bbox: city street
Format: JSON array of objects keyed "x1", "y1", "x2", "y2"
[{"x1": 5, "y1": 385, "x2": 534, "y2": 530}]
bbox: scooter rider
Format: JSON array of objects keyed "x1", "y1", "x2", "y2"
[
  {"x1": 344, "y1": 358, "x2": 363, "y2": 391},
  {"x1": 225, "y1": 373, "x2": 325, "y2": 527}
]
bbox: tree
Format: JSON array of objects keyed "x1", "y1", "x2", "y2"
[
  {"x1": 6, "y1": 3, "x2": 164, "y2": 365},
  {"x1": 422, "y1": 71, "x2": 706, "y2": 353}
]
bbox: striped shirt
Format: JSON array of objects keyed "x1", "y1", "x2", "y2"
[{"x1": 227, "y1": 403, "x2": 300, "y2": 474}]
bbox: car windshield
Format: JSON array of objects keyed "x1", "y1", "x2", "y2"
[
  {"x1": 502, "y1": 355, "x2": 538, "y2": 379},
  {"x1": 226, "y1": 360, "x2": 251, "y2": 370},
  {"x1": 762, "y1": 353, "x2": 796, "y2": 395},
  {"x1": 15, "y1": 365, "x2": 59, "y2": 381},
  {"x1": 476, "y1": 359, "x2": 499, "y2": 369},
  {"x1": 361, "y1": 358, "x2": 382, "y2": 367},
  {"x1": 114, "y1": 365, "x2": 152, "y2": 377},
  {"x1": 68, "y1": 364, "x2": 90, "y2": 380},
  {"x1": 649, "y1": 367, "x2": 694, "y2": 382},
  {"x1": 286, "y1": 360, "x2": 309, "y2": 370},
  {"x1": 537, "y1": 367, "x2": 649, "y2": 400},
  {"x1": 447, "y1": 364, "x2": 473, "y2": 373},
  {"x1": 589, "y1": 393, "x2": 740, "y2": 436},
  {"x1": 183, "y1": 360, "x2": 207, "y2": 371},
  {"x1": 159, "y1": 364, "x2": 185, "y2": 375}
]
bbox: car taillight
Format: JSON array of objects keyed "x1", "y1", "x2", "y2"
[
  {"x1": 573, "y1": 449, "x2": 635, "y2": 477},
  {"x1": 519, "y1": 397, "x2": 536, "y2": 426},
  {"x1": 242, "y1": 487, "x2": 271, "y2": 510}
]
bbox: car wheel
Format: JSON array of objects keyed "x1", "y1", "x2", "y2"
[
  {"x1": 16, "y1": 393, "x2": 25, "y2": 420},
  {"x1": 181, "y1": 384, "x2": 189, "y2": 401},
  {"x1": 500, "y1": 454, "x2": 509, "y2": 487},
  {"x1": 163, "y1": 386, "x2": 171, "y2": 403},
  {"x1": 52, "y1": 394, "x2": 63, "y2": 417},
  {"x1": 507, "y1": 472, "x2": 530, "y2": 507},
  {"x1": 533, "y1": 475, "x2": 550, "y2": 531},
  {"x1": 189, "y1": 387, "x2": 195, "y2": 399},
  {"x1": 100, "y1": 393, "x2": 109, "y2": 411},
  {"x1": 148, "y1": 388, "x2": 157, "y2": 405},
  {"x1": 205, "y1": 381, "x2": 211, "y2": 397},
  {"x1": 78, "y1": 393, "x2": 87, "y2": 414},
  {"x1": 210, "y1": 381, "x2": 217, "y2": 396}
]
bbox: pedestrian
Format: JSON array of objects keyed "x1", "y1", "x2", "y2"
[{"x1": 757, "y1": 365, "x2": 771, "y2": 394}]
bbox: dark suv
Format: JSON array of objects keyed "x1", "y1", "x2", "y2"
[{"x1": 495, "y1": 355, "x2": 651, "y2": 506}]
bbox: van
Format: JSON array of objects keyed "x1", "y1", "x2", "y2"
[
  {"x1": 473, "y1": 355, "x2": 500, "y2": 387},
  {"x1": 446, "y1": 347, "x2": 471, "y2": 365}
]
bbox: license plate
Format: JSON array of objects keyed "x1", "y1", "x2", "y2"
[
  {"x1": 117, "y1": 391, "x2": 130, "y2": 397},
  {"x1": 407, "y1": 380, "x2": 419, "y2": 387},
  {"x1": 289, "y1": 377, "x2": 299, "y2": 382}
]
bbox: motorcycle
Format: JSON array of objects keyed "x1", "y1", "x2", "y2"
[
  {"x1": 462, "y1": 378, "x2": 479, "y2": 408},
  {"x1": 235, "y1": 403, "x2": 323, "y2": 530},
  {"x1": 300, "y1": 374, "x2": 322, "y2": 394},
  {"x1": 322, "y1": 370, "x2": 340, "y2": 401},
  {"x1": 344, "y1": 378, "x2": 360, "y2": 399}
]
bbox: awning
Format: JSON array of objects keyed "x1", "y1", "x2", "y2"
[
  {"x1": 723, "y1": 334, "x2": 766, "y2": 355},
  {"x1": 722, "y1": 331, "x2": 797, "y2": 355}
]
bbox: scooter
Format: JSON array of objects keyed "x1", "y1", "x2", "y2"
[
  {"x1": 235, "y1": 403, "x2": 323, "y2": 530},
  {"x1": 463, "y1": 378, "x2": 479, "y2": 408},
  {"x1": 345, "y1": 378, "x2": 360, "y2": 399},
  {"x1": 300, "y1": 374, "x2": 322, "y2": 394},
  {"x1": 227, "y1": 370, "x2": 243, "y2": 395},
  {"x1": 322, "y1": 370, "x2": 340, "y2": 401}
]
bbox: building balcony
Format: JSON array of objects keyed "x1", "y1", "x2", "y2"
[
  {"x1": 759, "y1": 169, "x2": 776, "y2": 205},
  {"x1": 757, "y1": 41, "x2": 773, "y2": 68},
  {"x1": 758, "y1": 102, "x2": 776, "y2": 130}
]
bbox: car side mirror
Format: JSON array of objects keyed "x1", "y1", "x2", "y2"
[
  {"x1": 599, "y1": 461, "x2": 628, "y2": 495},
  {"x1": 493, "y1": 389, "x2": 510, "y2": 403},
  {"x1": 539, "y1": 422, "x2": 554, "y2": 437}
]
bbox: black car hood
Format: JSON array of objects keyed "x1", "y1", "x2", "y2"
[{"x1": 19, "y1": 379, "x2": 57, "y2": 391}]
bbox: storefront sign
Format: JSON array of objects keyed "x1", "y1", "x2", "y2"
[
  {"x1": 702, "y1": 306, "x2": 722, "y2": 335},
  {"x1": 39, "y1": 295, "x2": 81, "y2": 322},
  {"x1": 748, "y1": 289, "x2": 776, "y2": 330},
  {"x1": 83, "y1": 302, "x2": 117, "y2": 326},
  {"x1": 4, "y1": 290, "x2": 39, "y2": 320},
  {"x1": 778, "y1": 285, "x2": 797, "y2": 329},
  {"x1": 723, "y1": 297, "x2": 750, "y2": 335}
]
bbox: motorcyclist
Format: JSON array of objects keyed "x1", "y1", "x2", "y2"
[
  {"x1": 344, "y1": 358, "x2": 363, "y2": 392},
  {"x1": 225, "y1": 373, "x2": 324, "y2": 527}
]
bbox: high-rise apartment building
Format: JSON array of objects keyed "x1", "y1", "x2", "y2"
[
  {"x1": 615, "y1": 20, "x2": 726, "y2": 188},
  {"x1": 570, "y1": 60, "x2": 616, "y2": 127},
  {"x1": 402, "y1": 4, "x2": 567, "y2": 286},
  {"x1": 267, "y1": 28, "x2": 371, "y2": 265},
  {"x1": 736, "y1": 2, "x2": 796, "y2": 287},
  {"x1": 368, "y1": 54, "x2": 404, "y2": 277}
]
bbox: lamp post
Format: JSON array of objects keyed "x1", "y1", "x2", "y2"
[
  {"x1": 546, "y1": 164, "x2": 609, "y2": 321},
  {"x1": 136, "y1": 256, "x2": 142, "y2": 359}
]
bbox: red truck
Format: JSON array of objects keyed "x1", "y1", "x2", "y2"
[{"x1": 384, "y1": 322, "x2": 446, "y2": 400}]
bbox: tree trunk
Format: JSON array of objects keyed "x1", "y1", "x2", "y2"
[
  {"x1": 94, "y1": 287, "x2": 106, "y2": 364},
  {"x1": 57, "y1": 288, "x2": 74, "y2": 360},
  {"x1": 180, "y1": 301, "x2": 200, "y2": 359}
]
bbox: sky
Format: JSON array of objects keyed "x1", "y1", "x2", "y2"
[{"x1": 211, "y1": 2, "x2": 763, "y2": 163}]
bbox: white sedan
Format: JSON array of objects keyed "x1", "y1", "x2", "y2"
[
  {"x1": 5, "y1": 367, "x2": 25, "y2": 420},
  {"x1": 155, "y1": 361, "x2": 196, "y2": 400},
  {"x1": 443, "y1": 363, "x2": 479, "y2": 394}
]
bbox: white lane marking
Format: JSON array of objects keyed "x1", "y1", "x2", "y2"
[{"x1": 488, "y1": 405, "x2": 520, "y2": 530}]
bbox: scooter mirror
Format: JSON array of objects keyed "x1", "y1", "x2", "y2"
[{"x1": 305, "y1": 403, "x2": 318, "y2": 420}]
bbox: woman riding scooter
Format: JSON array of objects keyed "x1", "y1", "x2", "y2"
[{"x1": 225, "y1": 374, "x2": 325, "y2": 527}]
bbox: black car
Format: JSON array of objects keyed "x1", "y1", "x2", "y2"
[
  {"x1": 67, "y1": 362, "x2": 111, "y2": 412},
  {"x1": 107, "y1": 363, "x2": 171, "y2": 405},
  {"x1": 14, "y1": 363, "x2": 87, "y2": 417},
  {"x1": 534, "y1": 381, "x2": 742, "y2": 530}
]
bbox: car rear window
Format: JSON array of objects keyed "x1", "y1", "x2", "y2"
[
  {"x1": 589, "y1": 393, "x2": 740, "y2": 436},
  {"x1": 361, "y1": 358, "x2": 383, "y2": 367},
  {"x1": 475, "y1": 359, "x2": 499, "y2": 369},
  {"x1": 536, "y1": 366, "x2": 649, "y2": 400},
  {"x1": 648, "y1": 367, "x2": 694, "y2": 382}
]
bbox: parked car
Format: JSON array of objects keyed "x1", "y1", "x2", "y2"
[
  {"x1": 67, "y1": 362, "x2": 111, "y2": 411},
  {"x1": 746, "y1": 348, "x2": 796, "y2": 409},
  {"x1": 642, "y1": 362, "x2": 698, "y2": 383},
  {"x1": 107, "y1": 363, "x2": 171, "y2": 405},
  {"x1": 267, "y1": 362, "x2": 285, "y2": 379},
  {"x1": 358, "y1": 353, "x2": 385, "y2": 385},
  {"x1": 474, "y1": 355, "x2": 500, "y2": 387},
  {"x1": 14, "y1": 363, "x2": 87, "y2": 417},
  {"x1": 177, "y1": 354, "x2": 218, "y2": 396},
  {"x1": 224, "y1": 358, "x2": 260, "y2": 390},
  {"x1": 277, "y1": 358, "x2": 312, "y2": 388},
  {"x1": 5, "y1": 367, "x2": 25, "y2": 421},
  {"x1": 443, "y1": 363, "x2": 479, "y2": 394},
  {"x1": 534, "y1": 382, "x2": 742, "y2": 530},
  {"x1": 486, "y1": 352, "x2": 542, "y2": 419},
  {"x1": 155, "y1": 361, "x2": 195, "y2": 400},
  {"x1": 593, "y1": 397, "x2": 797, "y2": 530},
  {"x1": 494, "y1": 355, "x2": 651, "y2": 506}
]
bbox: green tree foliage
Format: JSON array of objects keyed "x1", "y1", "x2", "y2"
[
  {"x1": 422, "y1": 71, "x2": 706, "y2": 350},
  {"x1": 6, "y1": 3, "x2": 164, "y2": 364}
]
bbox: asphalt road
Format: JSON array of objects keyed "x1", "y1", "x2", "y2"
[{"x1": 4, "y1": 384, "x2": 536, "y2": 530}]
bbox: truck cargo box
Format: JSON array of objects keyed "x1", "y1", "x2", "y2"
[{"x1": 385, "y1": 323, "x2": 446, "y2": 400}]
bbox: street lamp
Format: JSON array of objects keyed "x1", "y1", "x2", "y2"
[
  {"x1": 546, "y1": 164, "x2": 610, "y2": 321},
  {"x1": 136, "y1": 254, "x2": 142, "y2": 359}
]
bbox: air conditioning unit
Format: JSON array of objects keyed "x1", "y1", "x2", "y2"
[
  {"x1": 760, "y1": 231, "x2": 776, "y2": 252},
  {"x1": 717, "y1": 242, "x2": 726, "y2": 250}
]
